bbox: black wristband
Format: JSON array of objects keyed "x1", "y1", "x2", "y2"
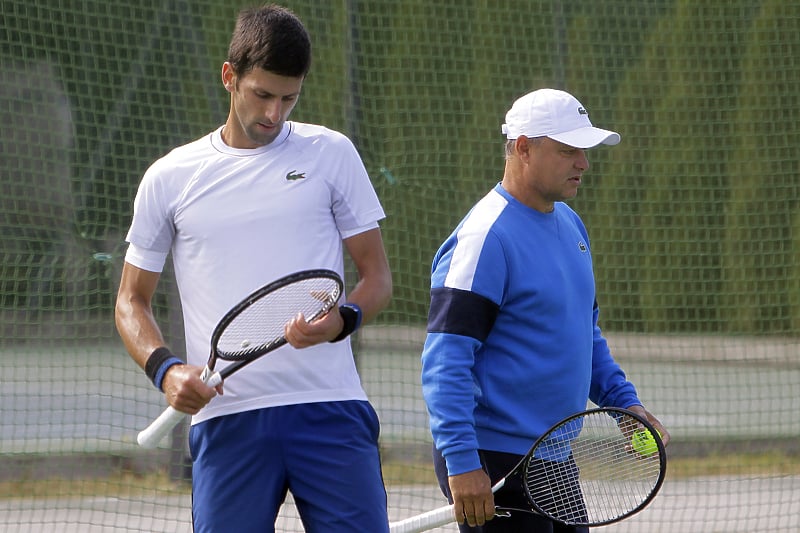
[
  {"x1": 144, "y1": 347, "x2": 183, "y2": 391},
  {"x1": 330, "y1": 303, "x2": 363, "y2": 342}
]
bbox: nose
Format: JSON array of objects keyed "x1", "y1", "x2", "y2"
[
  {"x1": 575, "y1": 149, "x2": 589, "y2": 171},
  {"x1": 265, "y1": 98, "x2": 283, "y2": 123}
]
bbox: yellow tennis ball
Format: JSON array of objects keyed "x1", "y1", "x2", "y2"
[{"x1": 631, "y1": 428, "x2": 660, "y2": 456}]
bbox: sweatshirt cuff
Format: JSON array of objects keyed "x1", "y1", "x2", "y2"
[{"x1": 443, "y1": 449, "x2": 483, "y2": 477}]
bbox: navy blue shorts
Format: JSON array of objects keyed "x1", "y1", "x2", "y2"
[{"x1": 189, "y1": 401, "x2": 389, "y2": 533}]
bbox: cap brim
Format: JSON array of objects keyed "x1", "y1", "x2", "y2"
[{"x1": 548, "y1": 127, "x2": 621, "y2": 148}]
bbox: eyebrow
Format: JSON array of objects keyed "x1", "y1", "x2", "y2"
[{"x1": 251, "y1": 89, "x2": 301, "y2": 103}]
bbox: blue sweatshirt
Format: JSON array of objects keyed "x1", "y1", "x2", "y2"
[{"x1": 421, "y1": 183, "x2": 641, "y2": 476}]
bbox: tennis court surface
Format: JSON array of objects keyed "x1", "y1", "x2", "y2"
[{"x1": 1, "y1": 330, "x2": 798, "y2": 531}]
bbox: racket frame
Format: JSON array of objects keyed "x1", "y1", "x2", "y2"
[
  {"x1": 208, "y1": 268, "x2": 343, "y2": 381},
  {"x1": 516, "y1": 407, "x2": 667, "y2": 526}
]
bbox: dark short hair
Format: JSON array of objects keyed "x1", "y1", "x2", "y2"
[{"x1": 227, "y1": 4, "x2": 311, "y2": 78}]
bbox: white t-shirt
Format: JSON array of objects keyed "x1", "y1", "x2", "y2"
[{"x1": 125, "y1": 122, "x2": 385, "y2": 424}]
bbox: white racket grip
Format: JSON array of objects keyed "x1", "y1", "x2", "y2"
[
  {"x1": 136, "y1": 368, "x2": 222, "y2": 449},
  {"x1": 389, "y1": 504, "x2": 454, "y2": 533},
  {"x1": 136, "y1": 405, "x2": 185, "y2": 448}
]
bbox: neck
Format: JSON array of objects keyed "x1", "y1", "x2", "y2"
[{"x1": 501, "y1": 166, "x2": 554, "y2": 213}]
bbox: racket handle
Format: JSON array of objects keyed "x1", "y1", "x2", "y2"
[
  {"x1": 136, "y1": 405, "x2": 185, "y2": 448},
  {"x1": 136, "y1": 368, "x2": 222, "y2": 449},
  {"x1": 389, "y1": 504, "x2": 454, "y2": 533}
]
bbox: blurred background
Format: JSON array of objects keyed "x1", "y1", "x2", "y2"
[{"x1": 1, "y1": 1, "x2": 798, "y2": 531}]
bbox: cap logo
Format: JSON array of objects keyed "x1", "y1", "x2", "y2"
[{"x1": 578, "y1": 107, "x2": 588, "y2": 115}]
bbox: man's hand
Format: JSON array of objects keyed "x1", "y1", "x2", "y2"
[
  {"x1": 449, "y1": 468, "x2": 495, "y2": 527},
  {"x1": 626, "y1": 404, "x2": 670, "y2": 447},
  {"x1": 161, "y1": 364, "x2": 220, "y2": 414},
  {"x1": 284, "y1": 309, "x2": 344, "y2": 348}
]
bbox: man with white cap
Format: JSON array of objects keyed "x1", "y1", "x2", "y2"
[{"x1": 421, "y1": 88, "x2": 669, "y2": 532}]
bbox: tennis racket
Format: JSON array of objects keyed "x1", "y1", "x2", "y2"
[
  {"x1": 136, "y1": 268, "x2": 343, "y2": 448},
  {"x1": 390, "y1": 407, "x2": 666, "y2": 533}
]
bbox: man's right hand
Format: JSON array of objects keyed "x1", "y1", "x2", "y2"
[
  {"x1": 161, "y1": 364, "x2": 220, "y2": 414},
  {"x1": 448, "y1": 468, "x2": 495, "y2": 527}
]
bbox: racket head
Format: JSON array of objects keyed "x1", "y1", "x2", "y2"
[
  {"x1": 210, "y1": 269, "x2": 343, "y2": 362},
  {"x1": 520, "y1": 407, "x2": 666, "y2": 527}
]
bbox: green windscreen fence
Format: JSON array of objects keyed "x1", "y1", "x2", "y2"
[{"x1": 1, "y1": 1, "x2": 798, "y2": 531}]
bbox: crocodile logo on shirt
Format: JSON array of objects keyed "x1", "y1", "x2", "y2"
[{"x1": 285, "y1": 170, "x2": 306, "y2": 181}]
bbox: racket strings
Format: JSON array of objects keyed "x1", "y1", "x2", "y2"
[
  {"x1": 216, "y1": 277, "x2": 341, "y2": 360},
  {"x1": 524, "y1": 411, "x2": 663, "y2": 526},
  {"x1": 525, "y1": 456, "x2": 588, "y2": 524}
]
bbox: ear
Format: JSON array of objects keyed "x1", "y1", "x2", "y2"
[
  {"x1": 221, "y1": 62, "x2": 236, "y2": 92},
  {"x1": 515, "y1": 136, "x2": 532, "y2": 160}
]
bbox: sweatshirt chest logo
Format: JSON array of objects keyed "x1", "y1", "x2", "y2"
[{"x1": 578, "y1": 241, "x2": 587, "y2": 252}]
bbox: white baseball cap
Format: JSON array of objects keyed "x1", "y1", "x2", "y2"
[{"x1": 501, "y1": 88, "x2": 620, "y2": 148}]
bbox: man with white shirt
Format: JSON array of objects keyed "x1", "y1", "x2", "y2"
[{"x1": 115, "y1": 5, "x2": 392, "y2": 532}]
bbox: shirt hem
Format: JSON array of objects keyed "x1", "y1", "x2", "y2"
[{"x1": 190, "y1": 388, "x2": 369, "y2": 425}]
